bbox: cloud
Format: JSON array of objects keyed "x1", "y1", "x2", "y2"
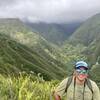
[
  {"x1": 0, "y1": 0, "x2": 16, "y2": 6},
  {"x1": 0, "y1": 0, "x2": 100, "y2": 23}
]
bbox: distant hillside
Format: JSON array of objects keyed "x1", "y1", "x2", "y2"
[
  {"x1": 69, "y1": 14, "x2": 100, "y2": 46},
  {"x1": 68, "y1": 13, "x2": 100, "y2": 65},
  {"x1": 90, "y1": 64, "x2": 100, "y2": 87},
  {"x1": 0, "y1": 18, "x2": 67, "y2": 80},
  {"x1": 26, "y1": 22, "x2": 81, "y2": 45}
]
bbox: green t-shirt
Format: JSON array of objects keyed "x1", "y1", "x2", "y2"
[{"x1": 55, "y1": 77, "x2": 100, "y2": 100}]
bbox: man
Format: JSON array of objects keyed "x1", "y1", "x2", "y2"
[{"x1": 54, "y1": 61, "x2": 100, "y2": 100}]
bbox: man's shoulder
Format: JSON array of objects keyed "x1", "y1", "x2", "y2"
[
  {"x1": 61, "y1": 77, "x2": 69, "y2": 83},
  {"x1": 59, "y1": 76, "x2": 71, "y2": 85},
  {"x1": 89, "y1": 79, "x2": 97, "y2": 85},
  {"x1": 62, "y1": 76, "x2": 72, "y2": 81},
  {"x1": 88, "y1": 78, "x2": 99, "y2": 90}
]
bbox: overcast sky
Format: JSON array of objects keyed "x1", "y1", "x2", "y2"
[{"x1": 0, "y1": 0, "x2": 100, "y2": 23}]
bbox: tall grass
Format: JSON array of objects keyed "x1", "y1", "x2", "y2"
[{"x1": 0, "y1": 73, "x2": 59, "y2": 100}]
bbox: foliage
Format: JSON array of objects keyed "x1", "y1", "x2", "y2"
[
  {"x1": 90, "y1": 64, "x2": 100, "y2": 87},
  {"x1": 57, "y1": 43, "x2": 87, "y2": 75},
  {"x1": 26, "y1": 22, "x2": 81, "y2": 45},
  {"x1": 69, "y1": 14, "x2": 100, "y2": 46},
  {"x1": 0, "y1": 18, "x2": 68, "y2": 80},
  {"x1": 67, "y1": 13, "x2": 100, "y2": 65},
  {"x1": 0, "y1": 72, "x2": 60, "y2": 100}
]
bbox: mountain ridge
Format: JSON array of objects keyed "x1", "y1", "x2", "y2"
[
  {"x1": 26, "y1": 22, "x2": 81, "y2": 45},
  {"x1": 0, "y1": 18, "x2": 67, "y2": 80}
]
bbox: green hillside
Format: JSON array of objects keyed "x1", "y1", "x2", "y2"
[
  {"x1": 65, "y1": 13, "x2": 100, "y2": 65},
  {"x1": 0, "y1": 18, "x2": 67, "y2": 80},
  {"x1": 26, "y1": 22, "x2": 81, "y2": 45},
  {"x1": 90, "y1": 63, "x2": 100, "y2": 87},
  {"x1": 69, "y1": 13, "x2": 100, "y2": 46}
]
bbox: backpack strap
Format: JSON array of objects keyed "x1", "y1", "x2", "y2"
[
  {"x1": 86, "y1": 79, "x2": 93, "y2": 93},
  {"x1": 86, "y1": 78, "x2": 93, "y2": 100},
  {"x1": 65, "y1": 76, "x2": 73, "y2": 93}
]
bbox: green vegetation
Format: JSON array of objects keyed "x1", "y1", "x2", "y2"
[
  {"x1": 69, "y1": 14, "x2": 100, "y2": 46},
  {"x1": 68, "y1": 14, "x2": 100, "y2": 65},
  {"x1": 56, "y1": 43, "x2": 87, "y2": 75},
  {"x1": 90, "y1": 64, "x2": 100, "y2": 87},
  {"x1": 0, "y1": 33, "x2": 67, "y2": 80},
  {"x1": 26, "y1": 22, "x2": 81, "y2": 45},
  {"x1": 0, "y1": 18, "x2": 67, "y2": 80},
  {"x1": 0, "y1": 72, "x2": 59, "y2": 100}
]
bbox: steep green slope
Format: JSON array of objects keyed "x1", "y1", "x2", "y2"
[
  {"x1": 66, "y1": 14, "x2": 100, "y2": 65},
  {"x1": 26, "y1": 22, "x2": 81, "y2": 45},
  {"x1": 90, "y1": 64, "x2": 100, "y2": 87},
  {"x1": 69, "y1": 13, "x2": 100, "y2": 46},
  {"x1": 0, "y1": 18, "x2": 67, "y2": 80}
]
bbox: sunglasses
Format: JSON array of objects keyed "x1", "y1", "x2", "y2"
[
  {"x1": 76, "y1": 66, "x2": 88, "y2": 70},
  {"x1": 76, "y1": 69, "x2": 88, "y2": 74}
]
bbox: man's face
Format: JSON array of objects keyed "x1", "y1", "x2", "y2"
[{"x1": 76, "y1": 67, "x2": 88, "y2": 81}]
